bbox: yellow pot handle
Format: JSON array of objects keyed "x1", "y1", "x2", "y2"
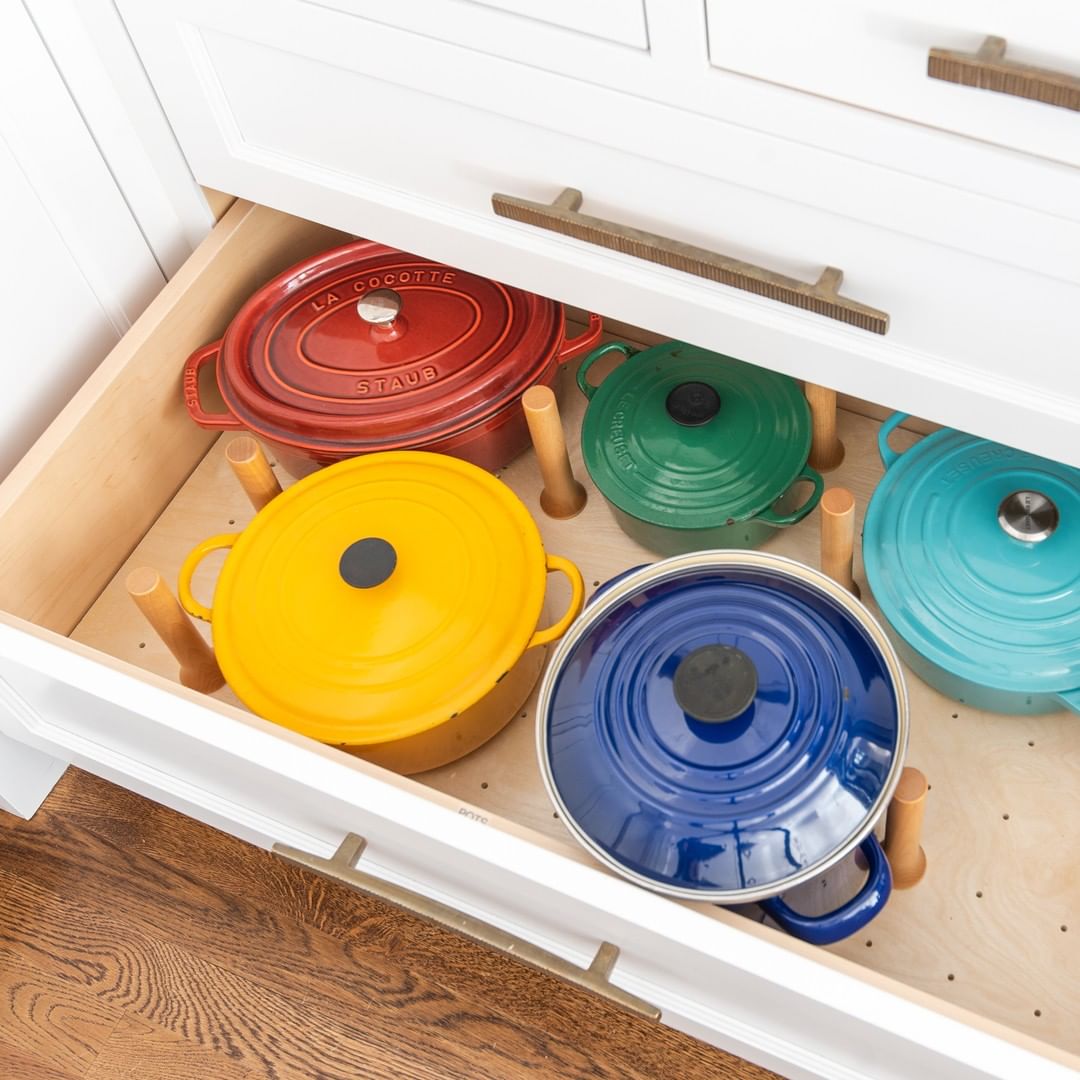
[
  {"x1": 178, "y1": 533, "x2": 240, "y2": 622},
  {"x1": 528, "y1": 554, "x2": 585, "y2": 650}
]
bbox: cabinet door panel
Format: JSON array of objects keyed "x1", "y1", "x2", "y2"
[
  {"x1": 0, "y1": 3, "x2": 164, "y2": 479},
  {"x1": 706, "y1": 0, "x2": 1080, "y2": 167},
  {"x1": 316, "y1": 0, "x2": 649, "y2": 51}
]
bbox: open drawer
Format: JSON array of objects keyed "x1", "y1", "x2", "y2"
[{"x1": 0, "y1": 201, "x2": 1076, "y2": 1080}]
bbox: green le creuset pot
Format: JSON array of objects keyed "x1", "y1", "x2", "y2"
[{"x1": 577, "y1": 341, "x2": 824, "y2": 556}]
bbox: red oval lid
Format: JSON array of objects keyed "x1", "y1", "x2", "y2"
[{"x1": 218, "y1": 240, "x2": 565, "y2": 452}]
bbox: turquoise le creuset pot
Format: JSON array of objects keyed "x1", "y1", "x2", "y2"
[
  {"x1": 863, "y1": 413, "x2": 1080, "y2": 716},
  {"x1": 575, "y1": 341, "x2": 824, "y2": 555},
  {"x1": 535, "y1": 551, "x2": 909, "y2": 946}
]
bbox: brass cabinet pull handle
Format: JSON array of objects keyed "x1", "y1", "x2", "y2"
[
  {"x1": 928, "y1": 36, "x2": 1080, "y2": 113},
  {"x1": 274, "y1": 834, "x2": 661, "y2": 1020},
  {"x1": 492, "y1": 187, "x2": 889, "y2": 334}
]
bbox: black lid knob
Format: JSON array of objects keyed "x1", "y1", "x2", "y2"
[
  {"x1": 673, "y1": 645, "x2": 757, "y2": 723},
  {"x1": 340, "y1": 538, "x2": 397, "y2": 589},
  {"x1": 665, "y1": 381, "x2": 720, "y2": 426}
]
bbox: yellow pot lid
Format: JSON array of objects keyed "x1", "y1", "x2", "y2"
[{"x1": 186, "y1": 452, "x2": 559, "y2": 746}]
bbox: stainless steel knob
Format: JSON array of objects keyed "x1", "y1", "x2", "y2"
[
  {"x1": 997, "y1": 490, "x2": 1059, "y2": 543},
  {"x1": 356, "y1": 288, "x2": 401, "y2": 327}
]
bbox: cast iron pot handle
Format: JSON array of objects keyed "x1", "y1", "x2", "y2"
[
  {"x1": 178, "y1": 533, "x2": 240, "y2": 622},
  {"x1": 759, "y1": 835, "x2": 892, "y2": 946},
  {"x1": 556, "y1": 314, "x2": 604, "y2": 364},
  {"x1": 753, "y1": 464, "x2": 825, "y2": 528},
  {"x1": 1058, "y1": 688, "x2": 1080, "y2": 715},
  {"x1": 576, "y1": 341, "x2": 637, "y2": 399},
  {"x1": 527, "y1": 555, "x2": 586, "y2": 649},
  {"x1": 183, "y1": 341, "x2": 244, "y2": 430},
  {"x1": 588, "y1": 565, "x2": 649, "y2": 608},
  {"x1": 877, "y1": 412, "x2": 912, "y2": 471}
]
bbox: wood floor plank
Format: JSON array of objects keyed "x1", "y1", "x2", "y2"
[
  {"x1": 1, "y1": 876, "x2": 526, "y2": 1080},
  {"x1": 85, "y1": 1014, "x2": 256, "y2": 1080},
  {"x1": 0, "y1": 1035, "x2": 84, "y2": 1080},
  {"x1": 0, "y1": 865, "x2": 14, "y2": 902},
  {"x1": 48, "y1": 769, "x2": 764, "y2": 1080},
  {"x1": 0, "y1": 947, "x2": 123, "y2": 1077},
  {"x1": 0, "y1": 856, "x2": 657, "y2": 1080}
]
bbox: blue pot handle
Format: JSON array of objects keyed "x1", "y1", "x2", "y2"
[
  {"x1": 759, "y1": 835, "x2": 892, "y2": 946},
  {"x1": 588, "y1": 565, "x2": 650, "y2": 607},
  {"x1": 754, "y1": 464, "x2": 824, "y2": 528},
  {"x1": 1058, "y1": 688, "x2": 1080, "y2": 715},
  {"x1": 877, "y1": 412, "x2": 910, "y2": 471},
  {"x1": 576, "y1": 341, "x2": 636, "y2": 400}
]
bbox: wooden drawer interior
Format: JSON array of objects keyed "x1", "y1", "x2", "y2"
[{"x1": 0, "y1": 201, "x2": 1075, "y2": 1066}]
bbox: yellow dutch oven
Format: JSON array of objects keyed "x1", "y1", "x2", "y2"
[{"x1": 178, "y1": 451, "x2": 584, "y2": 774}]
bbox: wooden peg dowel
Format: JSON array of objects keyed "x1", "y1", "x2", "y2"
[
  {"x1": 820, "y1": 486, "x2": 860, "y2": 598},
  {"x1": 126, "y1": 567, "x2": 225, "y2": 693},
  {"x1": 884, "y1": 767, "x2": 929, "y2": 889},
  {"x1": 522, "y1": 385, "x2": 587, "y2": 519},
  {"x1": 806, "y1": 383, "x2": 845, "y2": 471},
  {"x1": 226, "y1": 436, "x2": 282, "y2": 512}
]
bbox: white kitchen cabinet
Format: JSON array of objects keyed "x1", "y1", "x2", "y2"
[
  {"x1": 110, "y1": 0, "x2": 1080, "y2": 467},
  {"x1": 0, "y1": 3, "x2": 167, "y2": 481},
  {"x1": 21, "y1": 0, "x2": 217, "y2": 275},
  {"x1": 0, "y1": 0, "x2": 189, "y2": 812}
]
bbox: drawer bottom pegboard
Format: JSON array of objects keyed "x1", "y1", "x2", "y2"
[{"x1": 70, "y1": 347, "x2": 1079, "y2": 1055}]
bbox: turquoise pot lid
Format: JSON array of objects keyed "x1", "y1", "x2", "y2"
[{"x1": 864, "y1": 425, "x2": 1080, "y2": 695}]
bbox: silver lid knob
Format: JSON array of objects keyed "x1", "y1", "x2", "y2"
[
  {"x1": 356, "y1": 288, "x2": 401, "y2": 327},
  {"x1": 997, "y1": 490, "x2": 1059, "y2": 543}
]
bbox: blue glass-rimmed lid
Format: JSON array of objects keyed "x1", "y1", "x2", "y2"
[
  {"x1": 536, "y1": 553, "x2": 907, "y2": 902},
  {"x1": 864, "y1": 425, "x2": 1080, "y2": 694}
]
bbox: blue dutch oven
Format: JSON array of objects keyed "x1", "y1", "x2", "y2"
[
  {"x1": 536, "y1": 552, "x2": 909, "y2": 946},
  {"x1": 864, "y1": 413, "x2": 1080, "y2": 716}
]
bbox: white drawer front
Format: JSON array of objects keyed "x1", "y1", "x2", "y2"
[
  {"x1": 705, "y1": 0, "x2": 1080, "y2": 167},
  {"x1": 0, "y1": 624, "x2": 1073, "y2": 1080}
]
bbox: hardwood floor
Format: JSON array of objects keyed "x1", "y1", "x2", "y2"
[{"x1": 0, "y1": 769, "x2": 778, "y2": 1079}]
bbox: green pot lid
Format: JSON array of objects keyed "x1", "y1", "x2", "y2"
[{"x1": 578, "y1": 342, "x2": 812, "y2": 529}]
